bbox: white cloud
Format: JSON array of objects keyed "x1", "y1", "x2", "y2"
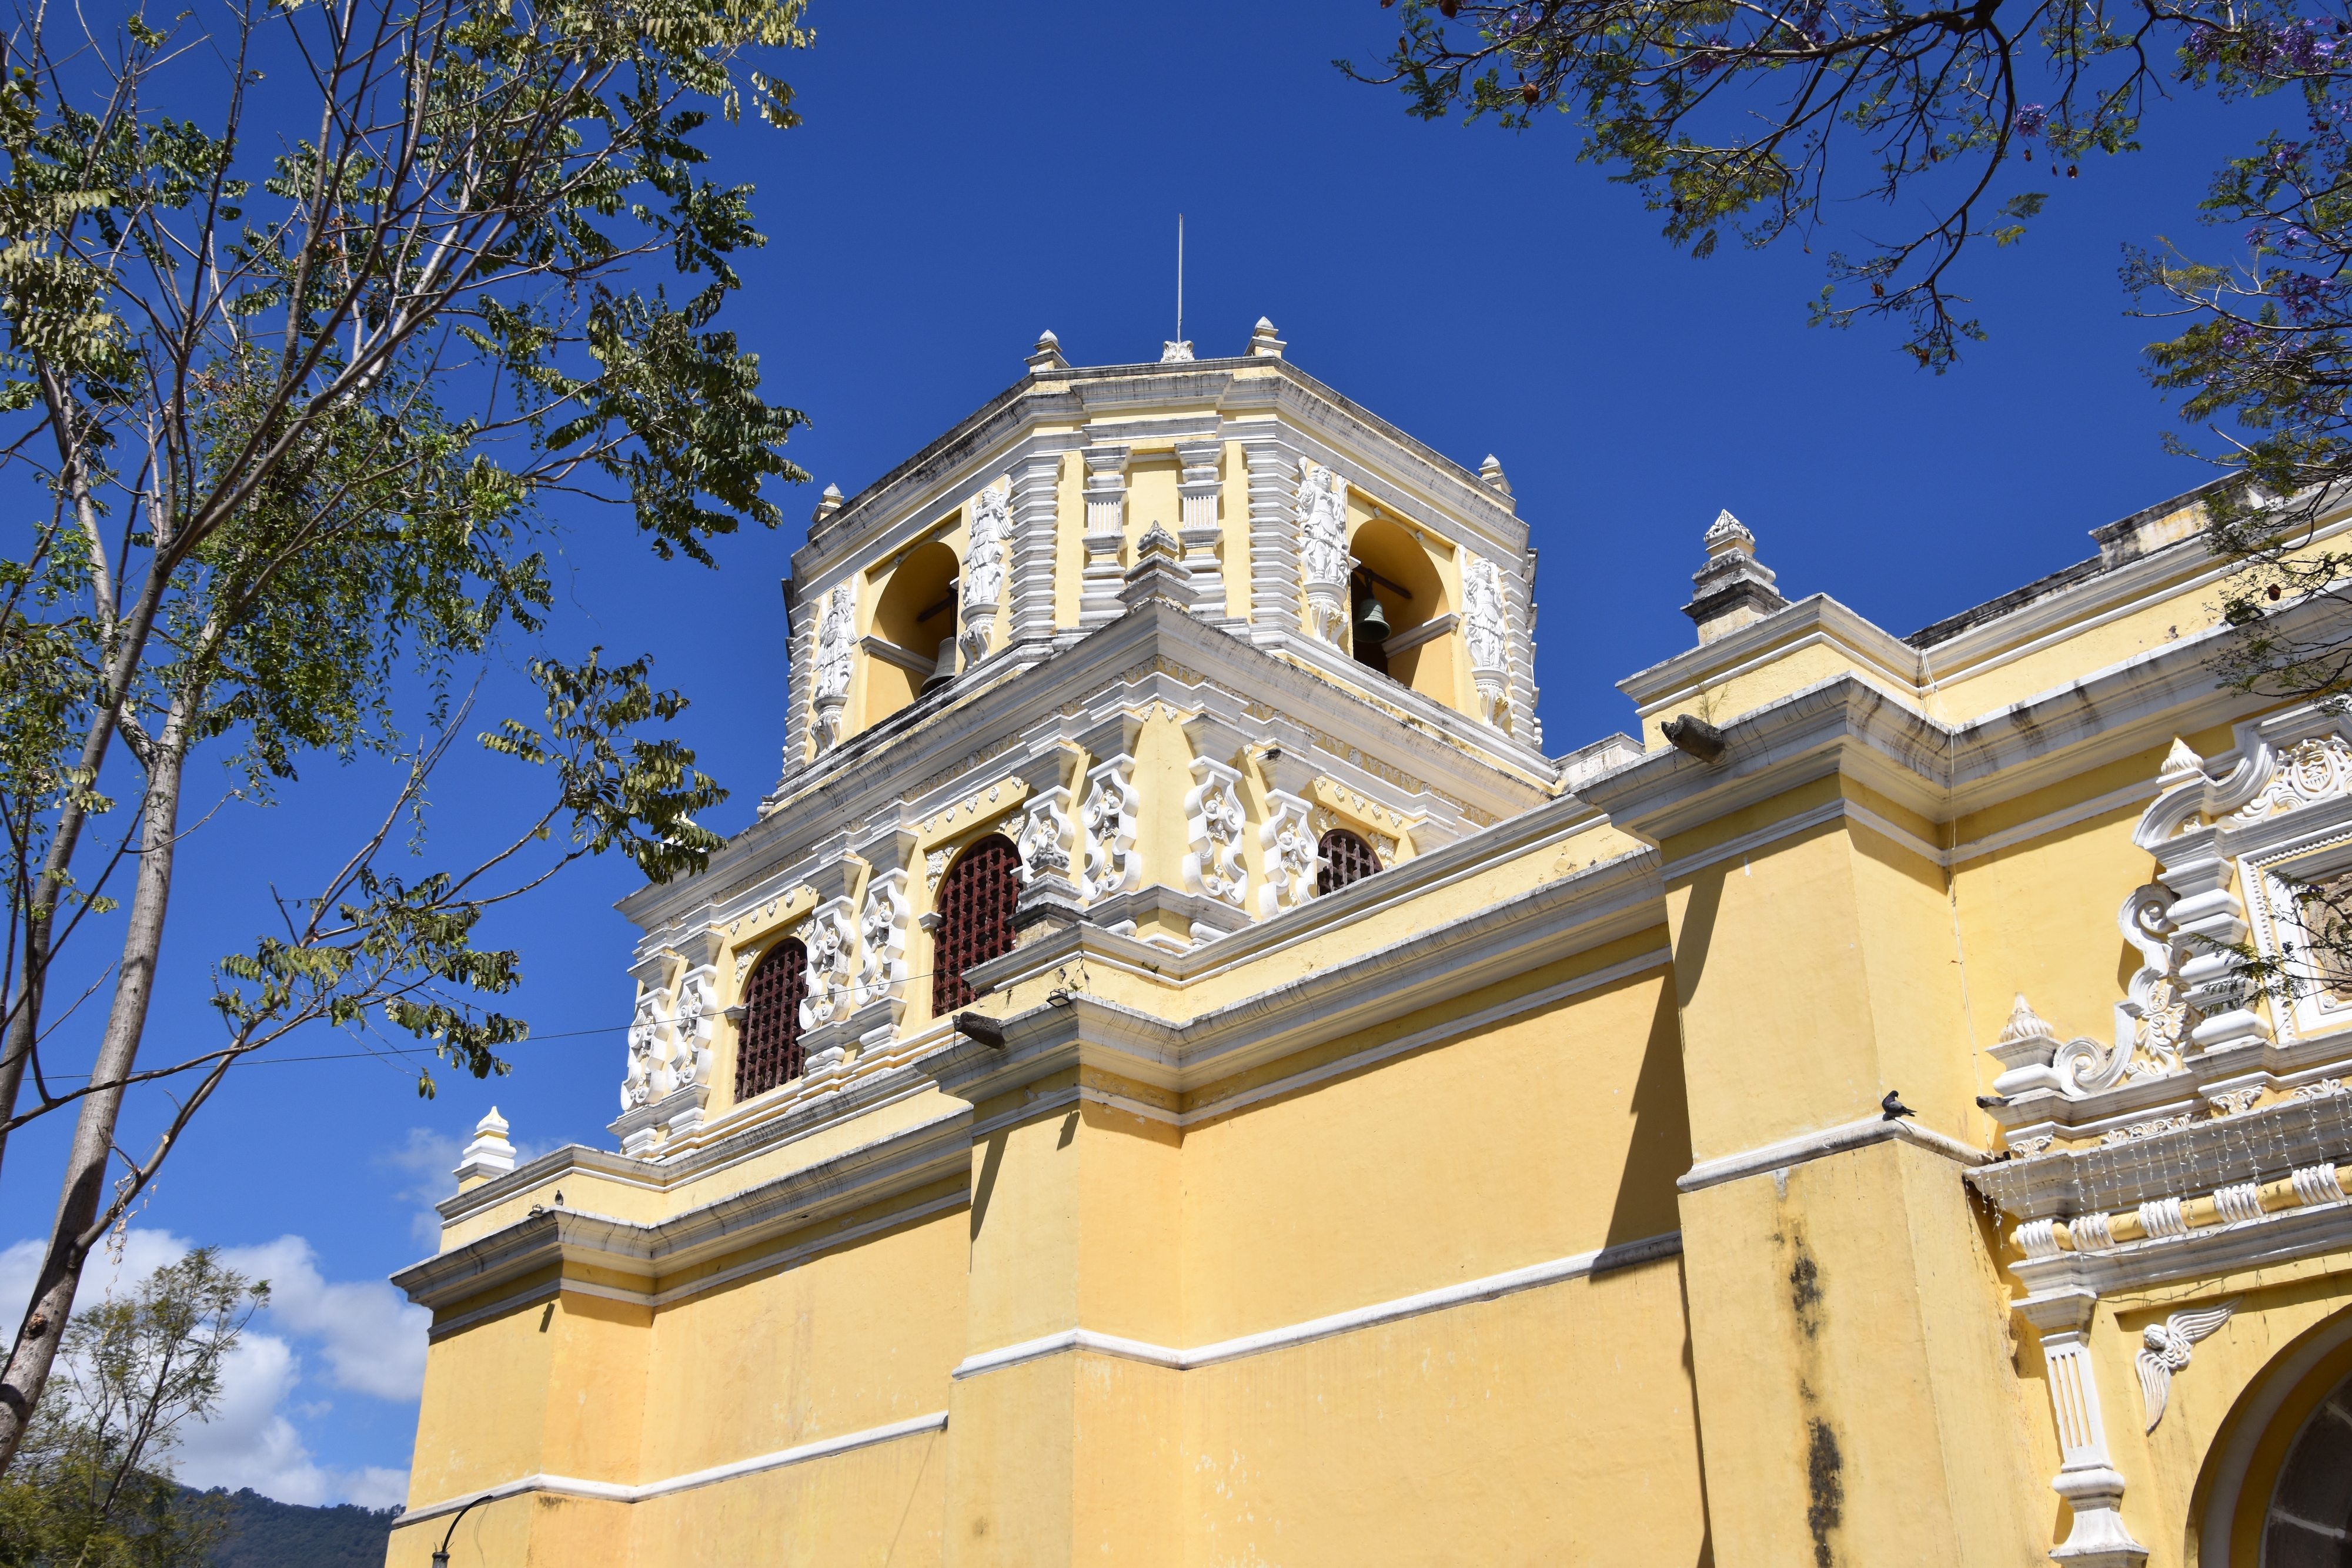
[
  {"x1": 345, "y1": 1466, "x2": 411, "y2": 1510},
  {"x1": 0, "y1": 1228, "x2": 421, "y2": 1508},
  {"x1": 220, "y1": 1236, "x2": 428, "y2": 1403},
  {"x1": 169, "y1": 1333, "x2": 332, "y2": 1505},
  {"x1": 379, "y1": 1127, "x2": 462, "y2": 1253}
]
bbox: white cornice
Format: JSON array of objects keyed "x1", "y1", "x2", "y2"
[
  {"x1": 928, "y1": 855, "x2": 1669, "y2": 1105},
  {"x1": 1970, "y1": 1088, "x2": 2352, "y2": 1221},
  {"x1": 397, "y1": 1112, "x2": 972, "y2": 1312}
]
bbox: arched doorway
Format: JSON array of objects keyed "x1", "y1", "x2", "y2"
[{"x1": 2198, "y1": 1307, "x2": 2352, "y2": 1566}]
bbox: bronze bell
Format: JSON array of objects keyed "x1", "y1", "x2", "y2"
[{"x1": 1353, "y1": 594, "x2": 1389, "y2": 642}]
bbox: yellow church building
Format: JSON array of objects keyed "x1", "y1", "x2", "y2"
[{"x1": 385, "y1": 323, "x2": 2352, "y2": 1567}]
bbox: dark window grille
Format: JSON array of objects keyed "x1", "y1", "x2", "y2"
[
  {"x1": 734, "y1": 938, "x2": 808, "y2": 1101},
  {"x1": 1317, "y1": 829, "x2": 1381, "y2": 896},
  {"x1": 934, "y1": 835, "x2": 1020, "y2": 1015}
]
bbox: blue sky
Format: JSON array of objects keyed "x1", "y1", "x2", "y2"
[{"x1": 0, "y1": 0, "x2": 2276, "y2": 1505}]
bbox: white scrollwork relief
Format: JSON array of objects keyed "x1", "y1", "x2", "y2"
[
  {"x1": 2209, "y1": 1085, "x2": 2262, "y2": 1116},
  {"x1": 1080, "y1": 757, "x2": 1141, "y2": 901},
  {"x1": 810, "y1": 581, "x2": 857, "y2": 753},
  {"x1": 925, "y1": 847, "x2": 951, "y2": 892},
  {"x1": 2233, "y1": 734, "x2": 2352, "y2": 823},
  {"x1": 671, "y1": 965, "x2": 717, "y2": 1092},
  {"x1": 1258, "y1": 793, "x2": 1319, "y2": 920},
  {"x1": 1183, "y1": 759, "x2": 1247, "y2": 908},
  {"x1": 2293, "y1": 1076, "x2": 2348, "y2": 1103},
  {"x1": 853, "y1": 871, "x2": 908, "y2": 1009},
  {"x1": 2100, "y1": 1114, "x2": 2194, "y2": 1147},
  {"x1": 2045, "y1": 885, "x2": 2190, "y2": 1095},
  {"x1": 1295, "y1": 462, "x2": 1350, "y2": 646},
  {"x1": 960, "y1": 484, "x2": 1008, "y2": 664},
  {"x1": 1465, "y1": 556, "x2": 1510, "y2": 730},
  {"x1": 1014, "y1": 786, "x2": 1075, "y2": 885},
  {"x1": 797, "y1": 902, "x2": 856, "y2": 1032},
  {"x1": 621, "y1": 983, "x2": 674, "y2": 1112}
]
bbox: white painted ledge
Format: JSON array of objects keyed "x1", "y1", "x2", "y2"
[
  {"x1": 1678, "y1": 1114, "x2": 1989, "y2": 1194},
  {"x1": 951, "y1": 1231, "x2": 1683, "y2": 1380},
  {"x1": 392, "y1": 1409, "x2": 948, "y2": 1527}
]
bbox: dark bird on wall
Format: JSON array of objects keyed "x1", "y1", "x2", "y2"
[
  {"x1": 554, "y1": 1191, "x2": 564, "y2": 1207},
  {"x1": 1881, "y1": 1089, "x2": 1916, "y2": 1121}
]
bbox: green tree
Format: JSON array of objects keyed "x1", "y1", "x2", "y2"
[
  {"x1": 0, "y1": 1248, "x2": 263, "y2": 1567},
  {"x1": 0, "y1": 0, "x2": 812, "y2": 1470}
]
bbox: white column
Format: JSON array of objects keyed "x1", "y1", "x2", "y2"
[
  {"x1": 2025, "y1": 1293, "x2": 2147, "y2": 1567},
  {"x1": 1080, "y1": 446, "x2": 1130, "y2": 629},
  {"x1": 1235, "y1": 435, "x2": 1301, "y2": 648},
  {"x1": 1007, "y1": 444, "x2": 1068, "y2": 648},
  {"x1": 1175, "y1": 438, "x2": 1225, "y2": 620}
]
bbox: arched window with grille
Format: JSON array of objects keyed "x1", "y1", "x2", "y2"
[
  {"x1": 1317, "y1": 829, "x2": 1381, "y2": 896},
  {"x1": 934, "y1": 835, "x2": 1020, "y2": 1015},
  {"x1": 734, "y1": 938, "x2": 808, "y2": 1102}
]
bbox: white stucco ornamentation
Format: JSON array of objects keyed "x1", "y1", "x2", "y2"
[
  {"x1": 960, "y1": 484, "x2": 1008, "y2": 664},
  {"x1": 925, "y1": 847, "x2": 952, "y2": 892},
  {"x1": 622, "y1": 984, "x2": 675, "y2": 1111},
  {"x1": 1295, "y1": 461, "x2": 1350, "y2": 645},
  {"x1": 1258, "y1": 793, "x2": 1319, "y2": 920},
  {"x1": 1183, "y1": 758, "x2": 1247, "y2": 908},
  {"x1": 2135, "y1": 1300, "x2": 2237, "y2": 1431},
  {"x1": 1080, "y1": 757, "x2": 1140, "y2": 901},
  {"x1": 810, "y1": 581, "x2": 857, "y2": 753},
  {"x1": 1014, "y1": 786, "x2": 1075, "y2": 884},
  {"x1": 797, "y1": 901, "x2": 856, "y2": 1032},
  {"x1": 853, "y1": 871, "x2": 909, "y2": 1008},
  {"x1": 2233, "y1": 734, "x2": 2352, "y2": 823},
  {"x1": 671, "y1": 965, "x2": 718, "y2": 1091},
  {"x1": 1465, "y1": 556, "x2": 1511, "y2": 730}
]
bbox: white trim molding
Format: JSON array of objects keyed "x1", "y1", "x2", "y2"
[
  {"x1": 1679, "y1": 1113, "x2": 1990, "y2": 1193},
  {"x1": 950, "y1": 1231, "x2": 1682, "y2": 1381},
  {"x1": 390, "y1": 1409, "x2": 949, "y2": 1528}
]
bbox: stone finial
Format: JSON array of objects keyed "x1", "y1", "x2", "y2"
[
  {"x1": 1247, "y1": 317, "x2": 1285, "y2": 360},
  {"x1": 1984, "y1": 992, "x2": 2070, "y2": 1098},
  {"x1": 810, "y1": 483, "x2": 844, "y2": 526},
  {"x1": 1478, "y1": 455, "x2": 1512, "y2": 497},
  {"x1": 454, "y1": 1105, "x2": 516, "y2": 1189},
  {"x1": 1119, "y1": 524, "x2": 1202, "y2": 612},
  {"x1": 1161, "y1": 340, "x2": 1195, "y2": 364},
  {"x1": 2159, "y1": 736, "x2": 2204, "y2": 785},
  {"x1": 1027, "y1": 329, "x2": 1069, "y2": 375},
  {"x1": 1682, "y1": 508, "x2": 1788, "y2": 643},
  {"x1": 1137, "y1": 523, "x2": 1181, "y2": 560}
]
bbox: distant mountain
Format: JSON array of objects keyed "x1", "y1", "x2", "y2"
[{"x1": 194, "y1": 1487, "x2": 399, "y2": 1568}]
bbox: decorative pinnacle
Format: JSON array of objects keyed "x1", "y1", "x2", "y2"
[
  {"x1": 1996, "y1": 993, "x2": 2062, "y2": 1048},
  {"x1": 2159, "y1": 735, "x2": 2205, "y2": 784},
  {"x1": 810, "y1": 483, "x2": 844, "y2": 525},
  {"x1": 1027, "y1": 329, "x2": 1068, "y2": 375},
  {"x1": 1247, "y1": 316, "x2": 1285, "y2": 360},
  {"x1": 475, "y1": 1105, "x2": 510, "y2": 1139},
  {"x1": 1478, "y1": 454, "x2": 1511, "y2": 496},
  {"x1": 1702, "y1": 509, "x2": 1756, "y2": 559}
]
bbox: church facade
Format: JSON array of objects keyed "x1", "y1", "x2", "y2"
[{"x1": 385, "y1": 325, "x2": 2352, "y2": 1567}]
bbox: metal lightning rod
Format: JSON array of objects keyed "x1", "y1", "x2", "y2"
[{"x1": 1177, "y1": 213, "x2": 1184, "y2": 347}]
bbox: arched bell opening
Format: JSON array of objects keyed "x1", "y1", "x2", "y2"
[
  {"x1": 1347, "y1": 516, "x2": 1450, "y2": 706},
  {"x1": 864, "y1": 541, "x2": 961, "y2": 730}
]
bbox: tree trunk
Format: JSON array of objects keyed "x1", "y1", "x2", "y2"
[{"x1": 0, "y1": 710, "x2": 187, "y2": 1474}]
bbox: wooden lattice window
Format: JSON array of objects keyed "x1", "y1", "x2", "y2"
[
  {"x1": 934, "y1": 835, "x2": 1020, "y2": 1015},
  {"x1": 734, "y1": 938, "x2": 808, "y2": 1101},
  {"x1": 1317, "y1": 829, "x2": 1381, "y2": 896}
]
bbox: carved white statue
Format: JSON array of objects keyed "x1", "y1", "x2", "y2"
[
  {"x1": 810, "y1": 581, "x2": 856, "y2": 750},
  {"x1": 1295, "y1": 462, "x2": 1350, "y2": 644},
  {"x1": 1465, "y1": 556, "x2": 1510, "y2": 729},
  {"x1": 961, "y1": 485, "x2": 1008, "y2": 662}
]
